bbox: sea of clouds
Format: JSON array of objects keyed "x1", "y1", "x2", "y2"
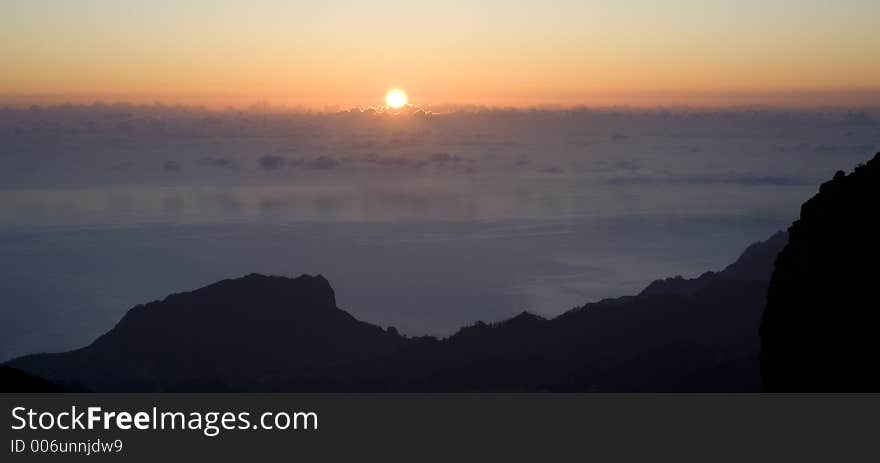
[{"x1": 1, "y1": 104, "x2": 877, "y2": 360}]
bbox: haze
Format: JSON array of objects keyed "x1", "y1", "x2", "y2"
[{"x1": 2, "y1": 104, "x2": 878, "y2": 361}]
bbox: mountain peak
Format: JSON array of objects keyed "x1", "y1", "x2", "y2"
[
  {"x1": 6, "y1": 272, "x2": 400, "y2": 391},
  {"x1": 167, "y1": 272, "x2": 335, "y2": 310},
  {"x1": 111, "y1": 273, "x2": 339, "y2": 336},
  {"x1": 507, "y1": 311, "x2": 545, "y2": 324}
]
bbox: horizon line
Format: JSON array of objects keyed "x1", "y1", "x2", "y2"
[
  {"x1": 4, "y1": 87, "x2": 880, "y2": 112},
  {"x1": 4, "y1": 100, "x2": 880, "y2": 114}
]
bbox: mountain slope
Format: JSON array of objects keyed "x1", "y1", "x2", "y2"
[
  {"x1": 0, "y1": 366, "x2": 65, "y2": 393},
  {"x1": 7, "y1": 232, "x2": 785, "y2": 392},
  {"x1": 761, "y1": 152, "x2": 880, "y2": 391},
  {"x1": 639, "y1": 230, "x2": 787, "y2": 298},
  {"x1": 8, "y1": 274, "x2": 403, "y2": 391}
]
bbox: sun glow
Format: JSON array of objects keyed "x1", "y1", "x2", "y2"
[{"x1": 385, "y1": 89, "x2": 408, "y2": 108}]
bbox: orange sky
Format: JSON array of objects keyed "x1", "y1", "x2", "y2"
[{"x1": 3, "y1": 1, "x2": 879, "y2": 108}]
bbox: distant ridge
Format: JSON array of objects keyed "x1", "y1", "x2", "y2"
[{"x1": 639, "y1": 230, "x2": 787, "y2": 298}]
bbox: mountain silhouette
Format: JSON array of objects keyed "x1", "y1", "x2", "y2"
[
  {"x1": 639, "y1": 230, "x2": 787, "y2": 298},
  {"x1": 0, "y1": 366, "x2": 65, "y2": 392},
  {"x1": 7, "y1": 274, "x2": 403, "y2": 391},
  {"x1": 6, "y1": 232, "x2": 785, "y2": 392},
  {"x1": 761, "y1": 152, "x2": 880, "y2": 391},
  {"x1": 334, "y1": 240, "x2": 781, "y2": 392}
]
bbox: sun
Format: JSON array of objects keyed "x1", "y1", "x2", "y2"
[{"x1": 385, "y1": 88, "x2": 408, "y2": 108}]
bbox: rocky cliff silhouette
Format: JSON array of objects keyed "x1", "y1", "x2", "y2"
[
  {"x1": 6, "y1": 232, "x2": 785, "y2": 392},
  {"x1": 761, "y1": 152, "x2": 880, "y2": 391}
]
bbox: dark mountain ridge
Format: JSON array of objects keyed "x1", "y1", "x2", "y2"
[
  {"x1": 761, "y1": 152, "x2": 880, "y2": 391},
  {"x1": 7, "y1": 231, "x2": 786, "y2": 392},
  {"x1": 639, "y1": 230, "x2": 787, "y2": 298},
  {"x1": 8, "y1": 274, "x2": 403, "y2": 391}
]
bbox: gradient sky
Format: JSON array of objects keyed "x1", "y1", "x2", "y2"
[{"x1": 3, "y1": 0, "x2": 879, "y2": 108}]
